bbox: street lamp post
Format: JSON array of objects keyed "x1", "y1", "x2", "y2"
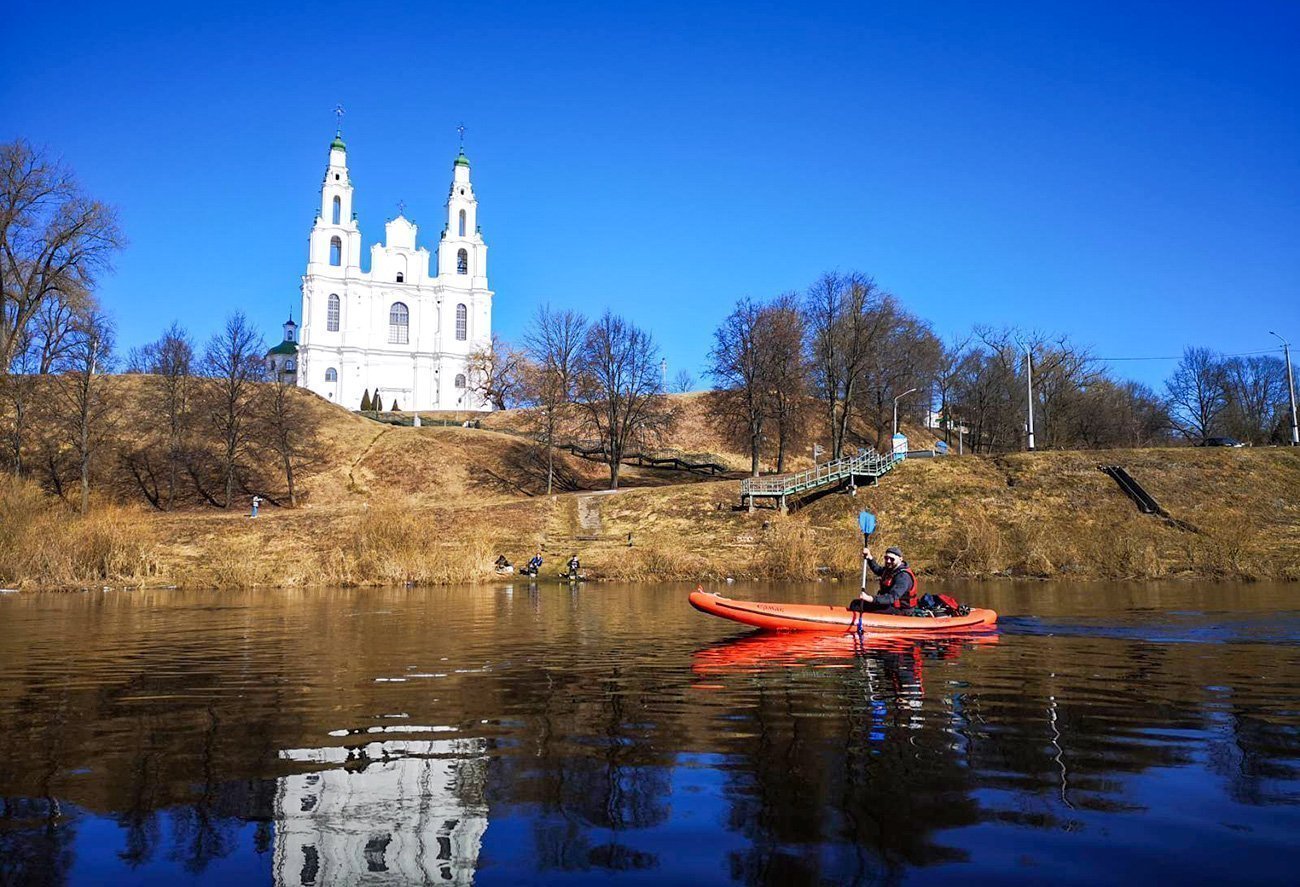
[
  {"x1": 1016, "y1": 338, "x2": 1036, "y2": 451},
  {"x1": 893, "y1": 388, "x2": 918, "y2": 436},
  {"x1": 1271, "y1": 331, "x2": 1299, "y2": 446}
]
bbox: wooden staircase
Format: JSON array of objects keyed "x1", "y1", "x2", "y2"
[{"x1": 739, "y1": 448, "x2": 901, "y2": 512}]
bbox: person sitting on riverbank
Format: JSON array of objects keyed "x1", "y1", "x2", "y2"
[
  {"x1": 494, "y1": 555, "x2": 514, "y2": 576},
  {"x1": 523, "y1": 554, "x2": 543, "y2": 577},
  {"x1": 851, "y1": 545, "x2": 918, "y2": 613}
]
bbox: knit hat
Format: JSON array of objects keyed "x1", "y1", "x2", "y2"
[{"x1": 885, "y1": 546, "x2": 903, "y2": 559}]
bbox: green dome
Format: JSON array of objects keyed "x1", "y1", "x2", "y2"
[
  {"x1": 267, "y1": 340, "x2": 299, "y2": 356},
  {"x1": 454, "y1": 149, "x2": 470, "y2": 167},
  {"x1": 330, "y1": 133, "x2": 347, "y2": 151}
]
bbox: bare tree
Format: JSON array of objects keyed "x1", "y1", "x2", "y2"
[
  {"x1": 255, "y1": 374, "x2": 320, "y2": 508},
  {"x1": 465, "y1": 332, "x2": 525, "y2": 411},
  {"x1": 0, "y1": 140, "x2": 124, "y2": 372},
  {"x1": 126, "y1": 322, "x2": 195, "y2": 508},
  {"x1": 804, "y1": 272, "x2": 890, "y2": 458},
  {"x1": 672, "y1": 368, "x2": 695, "y2": 394},
  {"x1": 859, "y1": 304, "x2": 943, "y2": 447},
  {"x1": 1222, "y1": 355, "x2": 1287, "y2": 444},
  {"x1": 933, "y1": 335, "x2": 973, "y2": 447},
  {"x1": 201, "y1": 312, "x2": 265, "y2": 508},
  {"x1": 709, "y1": 295, "x2": 809, "y2": 475},
  {"x1": 762, "y1": 294, "x2": 809, "y2": 472},
  {"x1": 0, "y1": 328, "x2": 41, "y2": 476},
  {"x1": 1165, "y1": 347, "x2": 1227, "y2": 441},
  {"x1": 55, "y1": 310, "x2": 115, "y2": 513},
  {"x1": 523, "y1": 305, "x2": 586, "y2": 495},
  {"x1": 575, "y1": 311, "x2": 669, "y2": 489},
  {"x1": 1067, "y1": 379, "x2": 1171, "y2": 449},
  {"x1": 708, "y1": 298, "x2": 767, "y2": 476}
]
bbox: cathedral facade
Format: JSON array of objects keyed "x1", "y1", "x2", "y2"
[{"x1": 296, "y1": 131, "x2": 493, "y2": 411}]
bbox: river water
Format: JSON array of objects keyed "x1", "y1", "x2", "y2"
[{"x1": 1, "y1": 580, "x2": 1298, "y2": 885}]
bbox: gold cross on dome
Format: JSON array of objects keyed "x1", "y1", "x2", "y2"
[
  {"x1": 457, "y1": 123, "x2": 466, "y2": 147},
  {"x1": 334, "y1": 104, "x2": 345, "y2": 132}
]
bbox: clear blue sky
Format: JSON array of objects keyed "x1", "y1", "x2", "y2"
[{"x1": 4, "y1": 0, "x2": 1297, "y2": 387}]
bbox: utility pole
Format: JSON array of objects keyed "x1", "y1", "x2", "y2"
[
  {"x1": 1272, "y1": 331, "x2": 1299, "y2": 446},
  {"x1": 1016, "y1": 337, "x2": 1036, "y2": 451}
]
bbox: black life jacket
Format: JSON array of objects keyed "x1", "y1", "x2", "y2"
[{"x1": 880, "y1": 566, "x2": 919, "y2": 609}]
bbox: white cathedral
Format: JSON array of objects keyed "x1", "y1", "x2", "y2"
[{"x1": 292, "y1": 129, "x2": 494, "y2": 411}]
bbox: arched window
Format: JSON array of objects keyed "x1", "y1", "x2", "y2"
[
  {"x1": 389, "y1": 302, "x2": 409, "y2": 344},
  {"x1": 325, "y1": 367, "x2": 338, "y2": 382},
  {"x1": 332, "y1": 196, "x2": 341, "y2": 225},
  {"x1": 458, "y1": 209, "x2": 466, "y2": 237},
  {"x1": 396, "y1": 272, "x2": 404, "y2": 283},
  {"x1": 327, "y1": 294, "x2": 340, "y2": 331},
  {"x1": 284, "y1": 359, "x2": 295, "y2": 372},
  {"x1": 329, "y1": 236, "x2": 342, "y2": 266},
  {"x1": 455, "y1": 373, "x2": 467, "y2": 388},
  {"x1": 457, "y1": 249, "x2": 468, "y2": 275},
  {"x1": 455, "y1": 303, "x2": 468, "y2": 341}
]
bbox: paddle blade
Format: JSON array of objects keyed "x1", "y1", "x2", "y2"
[{"x1": 858, "y1": 511, "x2": 876, "y2": 535}]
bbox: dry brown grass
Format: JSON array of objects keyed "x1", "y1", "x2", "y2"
[
  {"x1": 7, "y1": 377, "x2": 1297, "y2": 589},
  {"x1": 804, "y1": 447, "x2": 1300, "y2": 582},
  {"x1": 0, "y1": 476, "x2": 158, "y2": 587},
  {"x1": 335, "y1": 501, "x2": 497, "y2": 585}
]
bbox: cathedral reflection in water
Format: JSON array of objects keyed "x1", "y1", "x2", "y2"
[{"x1": 272, "y1": 730, "x2": 488, "y2": 885}]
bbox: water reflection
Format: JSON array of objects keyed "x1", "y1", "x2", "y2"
[
  {"x1": 0, "y1": 582, "x2": 1297, "y2": 884},
  {"x1": 274, "y1": 732, "x2": 487, "y2": 885},
  {"x1": 690, "y1": 630, "x2": 1005, "y2": 881}
]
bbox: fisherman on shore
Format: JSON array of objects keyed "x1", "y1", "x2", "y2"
[
  {"x1": 523, "y1": 553, "x2": 543, "y2": 577},
  {"x1": 566, "y1": 553, "x2": 581, "y2": 581},
  {"x1": 852, "y1": 545, "x2": 918, "y2": 612}
]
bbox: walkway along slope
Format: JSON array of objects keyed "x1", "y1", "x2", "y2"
[{"x1": 740, "y1": 449, "x2": 901, "y2": 512}]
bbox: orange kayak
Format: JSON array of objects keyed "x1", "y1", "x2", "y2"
[{"x1": 689, "y1": 588, "x2": 998, "y2": 633}]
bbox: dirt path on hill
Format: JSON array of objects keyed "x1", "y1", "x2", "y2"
[{"x1": 348, "y1": 428, "x2": 391, "y2": 491}]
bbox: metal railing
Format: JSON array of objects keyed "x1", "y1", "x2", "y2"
[{"x1": 739, "y1": 448, "x2": 900, "y2": 499}]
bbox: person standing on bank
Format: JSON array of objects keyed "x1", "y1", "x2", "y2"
[{"x1": 853, "y1": 546, "x2": 918, "y2": 612}]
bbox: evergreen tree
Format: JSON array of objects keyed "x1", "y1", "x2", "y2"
[
  {"x1": 360, "y1": 389, "x2": 372, "y2": 411},
  {"x1": 391, "y1": 398, "x2": 399, "y2": 411}
]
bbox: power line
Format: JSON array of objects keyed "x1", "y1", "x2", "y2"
[{"x1": 1096, "y1": 348, "x2": 1281, "y2": 362}]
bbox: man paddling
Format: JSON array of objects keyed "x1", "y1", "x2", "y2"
[{"x1": 853, "y1": 546, "x2": 918, "y2": 613}]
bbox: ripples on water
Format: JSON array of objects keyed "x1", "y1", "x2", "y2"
[{"x1": 1, "y1": 581, "x2": 1298, "y2": 885}]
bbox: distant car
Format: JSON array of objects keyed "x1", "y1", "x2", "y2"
[{"x1": 1198, "y1": 437, "x2": 1246, "y2": 447}]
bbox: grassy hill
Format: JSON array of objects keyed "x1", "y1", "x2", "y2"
[{"x1": 2, "y1": 379, "x2": 1297, "y2": 588}]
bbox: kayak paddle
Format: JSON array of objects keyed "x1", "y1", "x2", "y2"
[{"x1": 854, "y1": 511, "x2": 876, "y2": 633}]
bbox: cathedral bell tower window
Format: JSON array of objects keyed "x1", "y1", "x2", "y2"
[
  {"x1": 327, "y1": 294, "x2": 340, "y2": 331},
  {"x1": 389, "y1": 302, "x2": 409, "y2": 344},
  {"x1": 459, "y1": 210, "x2": 466, "y2": 237},
  {"x1": 332, "y1": 196, "x2": 341, "y2": 224},
  {"x1": 456, "y1": 304, "x2": 467, "y2": 341},
  {"x1": 457, "y1": 249, "x2": 468, "y2": 275},
  {"x1": 329, "y1": 237, "x2": 342, "y2": 266}
]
